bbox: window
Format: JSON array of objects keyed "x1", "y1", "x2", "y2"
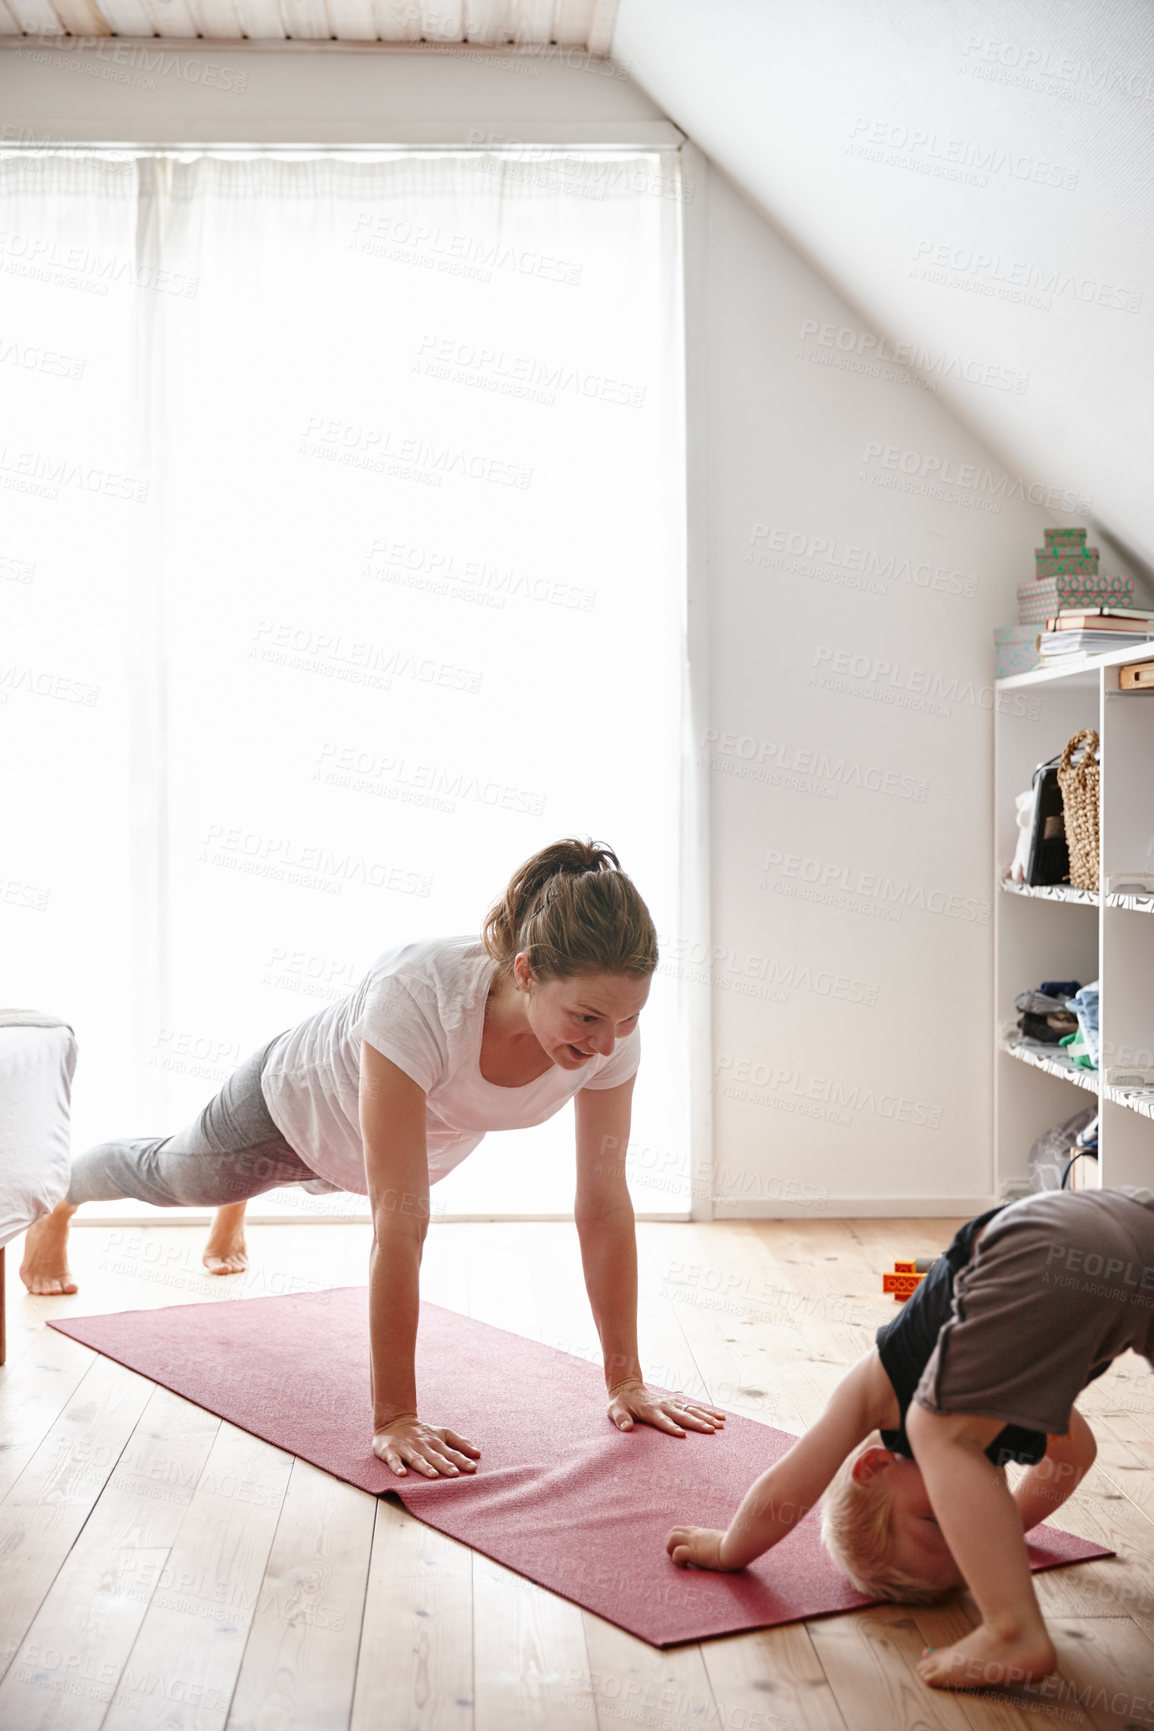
[{"x1": 2, "y1": 147, "x2": 691, "y2": 1217}]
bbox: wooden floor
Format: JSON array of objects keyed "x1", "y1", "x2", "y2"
[{"x1": 2, "y1": 1216, "x2": 1153, "y2": 1731}]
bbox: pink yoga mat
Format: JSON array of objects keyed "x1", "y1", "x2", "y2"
[{"x1": 48, "y1": 1290, "x2": 1112, "y2": 1646}]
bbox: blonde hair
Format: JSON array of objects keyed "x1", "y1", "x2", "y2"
[
  {"x1": 820, "y1": 1436, "x2": 955, "y2": 1605},
  {"x1": 482, "y1": 838, "x2": 657, "y2": 984}
]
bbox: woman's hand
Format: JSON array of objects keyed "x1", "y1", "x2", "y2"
[
  {"x1": 372, "y1": 1414, "x2": 481, "y2": 1478},
  {"x1": 607, "y1": 1380, "x2": 727, "y2": 1437},
  {"x1": 665, "y1": 1526, "x2": 734, "y2": 1571}
]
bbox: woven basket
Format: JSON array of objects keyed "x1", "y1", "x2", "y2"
[{"x1": 1058, "y1": 728, "x2": 1101, "y2": 892}]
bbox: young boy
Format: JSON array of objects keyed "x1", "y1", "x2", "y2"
[{"x1": 666, "y1": 1186, "x2": 1154, "y2": 1692}]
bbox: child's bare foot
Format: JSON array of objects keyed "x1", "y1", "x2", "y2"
[
  {"x1": 918, "y1": 1621, "x2": 1057, "y2": 1691},
  {"x1": 19, "y1": 1200, "x2": 80, "y2": 1294},
  {"x1": 202, "y1": 1201, "x2": 248, "y2": 1275}
]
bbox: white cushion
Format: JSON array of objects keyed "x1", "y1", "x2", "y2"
[{"x1": 0, "y1": 1024, "x2": 76, "y2": 1248}]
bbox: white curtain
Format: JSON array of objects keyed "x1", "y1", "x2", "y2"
[{"x1": 1, "y1": 148, "x2": 690, "y2": 1218}]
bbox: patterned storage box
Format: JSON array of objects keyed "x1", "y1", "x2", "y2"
[
  {"x1": 995, "y1": 624, "x2": 1042, "y2": 677},
  {"x1": 1035, "y1": 528, "x2": 1099, "y2": 580},
  {"x1": 1034, "y1": 552, "x2": 1100, "y2": 578},
  {"x1": 1018, "y1": 574, "x2": 1134, "y2": 624},
  {"x1": 1042, "y1": 528, "x2": 1090, "y2": 551}
]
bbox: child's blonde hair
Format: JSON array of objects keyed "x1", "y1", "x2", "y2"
[{"x1": 819, "y1": 1435, "x2": 956, "y2": 1605}]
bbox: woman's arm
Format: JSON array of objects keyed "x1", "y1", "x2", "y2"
[
  {"x1": 667, "y1": 1350, "x2": 889, "y2": 1569},
  {"x1": 361, "y1": 1041, "x2": 479, "y2": 1479},
  {"x1": 574, "y1": 1081, "x2": 724, "y2": 1437},
  {"x1": 573, "y1": 1078, "x2": 642, "y2": 1390}
]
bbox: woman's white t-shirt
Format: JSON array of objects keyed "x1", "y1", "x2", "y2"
[{"x1": 260, "y1": 936, "x2": 642, "y2": 1194}]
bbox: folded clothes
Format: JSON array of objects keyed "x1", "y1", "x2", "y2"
[
  {"x1": 1067, "y1": 982, "x2": 1099, "y2": 1069},
  {"x1": 1060, "y1": 1026, "x2": 1095, "y2": 1069},
  {"x1": 1016, "y1": 985, "x2": 1082, "y2": 1018},
  {"x1": 1015, "y1": 981, "x2": 1084, "y2": 1048},
  {"x1": 1019, "y1": 1013, "x2": 1078, "y2": 1045}
]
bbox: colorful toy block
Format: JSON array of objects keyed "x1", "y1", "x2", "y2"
[{"x1": 882, "y1": 1257, "x2": 937, "y2": 1301}]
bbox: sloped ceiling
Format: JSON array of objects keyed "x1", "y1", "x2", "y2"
[{"x1": 613, "y1": 0, "x2": 1154, "y2": 574}]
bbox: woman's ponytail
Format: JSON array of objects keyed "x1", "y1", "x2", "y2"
[{"x1": 482, "y1": 838, "x2": 657, "y2": 982}]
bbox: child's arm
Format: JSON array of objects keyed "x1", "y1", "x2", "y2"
[
  {"x1": 666, "y1": 1350, "x2": 887, "y2": 1571},
  {"x1": 1013, "y1": 1409, "x2": 1097, "y2": 1533}
]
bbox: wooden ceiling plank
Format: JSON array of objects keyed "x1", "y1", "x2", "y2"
[
  {"x1": 50, "y1": 0, "x2": 114, "y2": 32},
  {"x1": 231, "y1": 0, "x2": 286, "y2": 37},
  {"x1": 366, "y1": 0, "x2": 421, "y2": 40},
  {"x1": 361, "y1": 0, "x2": 404, "y2": 37},
  {"x1": 505, "y1": 0, "x2": 552, "y2": 47},
  {"x1": 90, "y1": 0, "x2": 155, "y2": 32},
  {"x1": 462, "y1": 0, "x2": 510, "y2": 44},
  {"x1": 138, "y1": 0, "x2": 203, "y2": 36},
  {"x1": 551, "y1": 0, "x2": 591, "y2": 46},
  {"x1": 426, "y1": 0, "x2": 464, "y2": 41},
  {"x1": 185, "y1": 0, "x2": 245, "y2": 37},
  {"x1": 324, "y1": 0, "x2": 375, "y2": 40},
  {"x1": 0, "y1": 0, "x2": 620, "y2": 41},
  {"x1": 277, "y1": 0, "x2": 330, "y2": 37},
  {"x1": 6, "y1": 0, "x2": 65, "y2": 33},
  {"x1": 585, "y1": 0, "x2": 615, "y2": 55}
]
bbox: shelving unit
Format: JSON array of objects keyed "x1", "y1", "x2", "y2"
[
  {"x1": 999, "y1": 879, "x2": 1098, "y2": 907},
  {"x1": 995, "y1": 640, "x2": 1154, "y2": 1197},
  {"x1": 999, "y1": 1036, "x2": 1099, "y2": 1095}
]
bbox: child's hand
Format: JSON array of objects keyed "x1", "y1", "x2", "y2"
[{"x1": 665, "y1": 1525, "x2": 732, "y2": 1570}]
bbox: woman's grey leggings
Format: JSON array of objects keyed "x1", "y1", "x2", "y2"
[{"x1": 66, "y1": 1035, "x2": 339, "y2": 1208}]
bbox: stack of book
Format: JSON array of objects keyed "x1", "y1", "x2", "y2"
[
  {"x1": 1038, "y1": 607, "x2": 1154, "y2": 660},
  {"x1": 995, "y1": 529, "x2": 1146, "y2": 677}
]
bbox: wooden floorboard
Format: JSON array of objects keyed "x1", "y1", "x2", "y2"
[
  {"x1": 101, "y1": 1422, "x2": 294, "y2": 1731},
  {"x1": 0, "y1": 1381, "x2": 220, "y2": 1730},
  {"x1": 350, "y1": 1498, "x2": 473, "y2": 1731},
  {"x1": 227, "y1": 1457, "x2": 373, "y2": 1731},
  {"x1": 1, "y1": 1217, "x2": 1152, "y2": 1731},
  {"x1": 701, "y1": 1622, "x2": 848, "y2": 1731},
  {"x1": 808, "y1": 1605, "x2": 974, "y2": 1731}
]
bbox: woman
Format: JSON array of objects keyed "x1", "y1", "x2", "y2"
[{"x1": 22, "y1": 839, "x2": 724, "y2": 1476}]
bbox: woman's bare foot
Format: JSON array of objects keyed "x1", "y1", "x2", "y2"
[
  {"x1": 918, "y1": 1620, "x2": 1057, "y2": 1691},
  {"x1": 20, "y1": 1199, "x2": 80, "y2": 1295},
  {"x1": 202, "y1": 1200, "x2": 249, "y2": 1275}
]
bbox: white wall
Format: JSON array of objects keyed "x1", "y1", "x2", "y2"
[
  {"x1": 694, "y1": 162, "x2": 1146, "y2": 1215},
  {"x1": 4, "y1": 43, "x2": 1141, "y2": 1213}
]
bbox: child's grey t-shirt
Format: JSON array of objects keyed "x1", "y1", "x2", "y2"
[
  {"x1": 903, "y1": 1188, "x2": 1154, "y2": 1446},
  {"x1": 875, "y1": 1204, "x2": 1048, "y2": 1466}
]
